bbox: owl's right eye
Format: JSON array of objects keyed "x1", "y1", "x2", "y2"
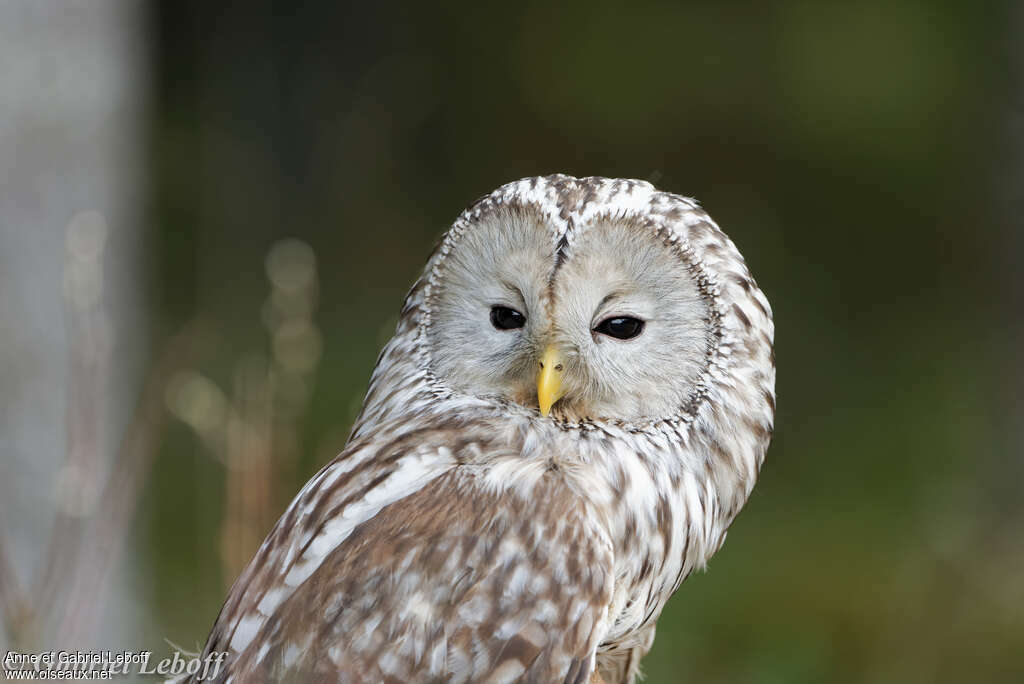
[{"x1": 490, "y1": 306, "x2": 526, "y2": 330}]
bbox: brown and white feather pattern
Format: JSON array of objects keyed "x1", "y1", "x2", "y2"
[{"x1": 196, "y1": 176, "x2": 775, "y2": 683}]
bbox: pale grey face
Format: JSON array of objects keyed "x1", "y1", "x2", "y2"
[{"x1": 425, "y1": 207, "x2": 710, "y2": 423}]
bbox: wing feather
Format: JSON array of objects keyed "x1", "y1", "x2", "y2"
[{"x1": 197, "y1": 421, "x2": 614, "y2": 683}]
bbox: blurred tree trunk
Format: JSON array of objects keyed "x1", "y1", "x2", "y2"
[{"x1": 0, "y1": 0, "x2": 149, "y2": 650}]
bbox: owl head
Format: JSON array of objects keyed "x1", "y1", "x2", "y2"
[{"x1": 414, "y1": 175, "x2": 771, "y2": 428}]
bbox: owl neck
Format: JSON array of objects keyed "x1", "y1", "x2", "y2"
[{"x1": 354, "y1": 293, "x2": 768, "y2": 570}]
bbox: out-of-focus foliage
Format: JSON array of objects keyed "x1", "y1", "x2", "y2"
[{"x1": 145, "y1": 1, "x2": 1021, "y2": 681}]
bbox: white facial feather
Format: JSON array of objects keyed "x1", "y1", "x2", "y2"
[
  {"x1": 426, "y1": 208, "x2": 554, "y2": 404},
  {"x1": 547, "y1": 217, "x2": 710, "y2": 421},
  {"x1": 426, "y1": 207, "x2": 712, "y2": 423}
]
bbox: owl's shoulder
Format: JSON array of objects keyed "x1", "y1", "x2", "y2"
[{"x1": 201, "y1": 417, "x2": 617, "y2": 682}]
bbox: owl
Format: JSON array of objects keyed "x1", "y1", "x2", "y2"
[{"x1": 195, "y1": 175, "x2": 775, "y2": 683}]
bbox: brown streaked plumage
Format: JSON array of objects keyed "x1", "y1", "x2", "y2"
[{"x1": 195, "y1": 175, "x2": 776, "y2": 683}]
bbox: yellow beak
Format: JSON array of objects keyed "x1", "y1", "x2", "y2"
[{"x1": 537, "y1": 346, "x2": 567, "y2": 417}]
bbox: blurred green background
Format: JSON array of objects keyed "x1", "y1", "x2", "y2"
[{"x1": 3, "y1": 1, "x2": 1021, "y2": 682}]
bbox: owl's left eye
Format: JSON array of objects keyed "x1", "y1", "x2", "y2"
[
  {"x1": 594, "y1": 316, "x2": 645, "y2": 340},
  {"x1": 490, "y1": 305, "x2": 526, "y2": 330}
]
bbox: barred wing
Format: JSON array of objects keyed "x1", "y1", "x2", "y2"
[{"x1": 198, "y1": 422, "x2": 614, "y2": 683}]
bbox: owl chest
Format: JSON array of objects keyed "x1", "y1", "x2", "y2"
[
  {"x1": 595, "y1": 471, "x2": 705, "y2": 653},
  {"x1": 600, "y1": 516, "x2": 674, "y2": 650},
  {"x1": 519, "y1": 434, "x2": 711, "y2": 653}
]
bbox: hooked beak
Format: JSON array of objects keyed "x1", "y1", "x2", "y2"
[{"x1": 537, "y1": 345, "x2": 567, "y2": 417}]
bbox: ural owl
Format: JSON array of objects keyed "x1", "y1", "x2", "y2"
[{"x1": 196, "y1": 175, "x2": 775, "y2": 683}]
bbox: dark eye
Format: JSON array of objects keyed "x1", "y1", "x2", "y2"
[
  {"x1": 490, "y1": 305, "x2": 526, "y2": 330},
  {"x1": 594, "y1": 316, "x2": 645, "y2": 340}
]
